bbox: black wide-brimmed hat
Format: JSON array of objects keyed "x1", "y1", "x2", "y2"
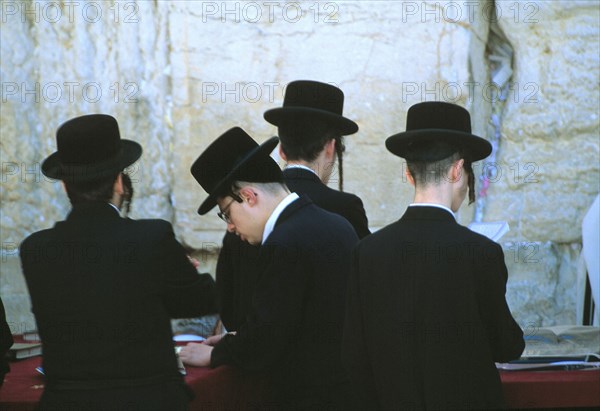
[
  {"x1": 264, "y1": 80, "x2": 358, "y2": 135},
  {"x1": 41, "y1": 114, "x2": 142, "y2": 183},
  {"x1": 385, "y1": 102, "x2": 492, "y2": 162},
  {"x1": 191, "y1": 127, "x2": 282, "y2": 215}
]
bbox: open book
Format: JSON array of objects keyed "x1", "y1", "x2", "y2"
[
  {"x1": 496, "y1": 326, "x2": 600, "y2": 371},
  {"x1": 497, "y1": 360, "x2": 600, "y2": 371},
  {"x1": 520, "y1": 325, "x2": 600, "y2": 358},
  {"x1": 6, "y1": 342, "x2": 42, "y2": 360},
  {"x1": 468, "y1": 221, "x2": 509, "y2": 242},
  {"x1": 22, "y1": 330, "x2": 41, "y2": 342}
]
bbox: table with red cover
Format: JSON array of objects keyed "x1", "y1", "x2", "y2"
[
  {"x1": 499, "y1": 368, "x2": 600, "y2": 409},
  {"x1": 0, "y1": 356, "x2": 273, "y2": 411},
  {"x1": 1, "y1": 356, "x2": 599, "y2": 410}
]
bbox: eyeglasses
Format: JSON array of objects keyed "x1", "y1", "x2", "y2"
[{"x1": 217, "y1": 194, "x2": 242, "y2": 224}]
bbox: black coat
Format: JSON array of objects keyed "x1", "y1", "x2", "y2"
[
  {"x1": 342, "y1": 206, "x2": 524, "y2": 411},
  {"x1": 211, "y1": 196, "x2": 359, "y2": 408},
  {"x1": 283, "y1": 168, "x2": 370, "y2": 239},
  {"x1": 0, "y1": 297, "x2": 13, "y2": 386},
  {"x1": 20, "y1": 202, "x2": 216, "y2": 410},
  {"x1": 217, "y1": 167, "x2": 370, "y2": 331}
]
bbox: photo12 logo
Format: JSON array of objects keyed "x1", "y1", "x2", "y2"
[
  {"x1": 507, "y1": 242, "x2": 540, "y2": 264},
  {"x1": 401, "y1": 81, "x2": 540, "y2": 104},
  {"x1": 1, "y1": 161, "x2": 142, "y2": 185},
  {"x1": 400, "y1": 161, "x2": 541, "y2": 185},
  {"x1": 1, "y1": 1, "x2": 140, "y2": 24},
  {"x1": 1, "y1": 82, "x2": 140, "y2": 104},
  {"x1": 2, "y1": 240, "x2": 141, "y2": 265},
  {"x1": 198, "y1": 1, "x2": 339, "y2": 23},
  {"x1": 399, "y1": 1, "x2": 540, "y2": 24},
  {"x1": 199, "y1": 81, "x2": 341, "y2": 103}
]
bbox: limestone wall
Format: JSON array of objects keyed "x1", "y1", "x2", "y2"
[{"x1": 1, "y1": 1, "x2": 598, "y2": 332}]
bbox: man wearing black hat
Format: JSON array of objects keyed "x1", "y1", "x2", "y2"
[
  {"x1": 342, "y1": 102, "x2": 524, "y2": 410},
  {"x1": 0, "y1": 297, "x2": 13, "y2": 387},
  {"x1": 266, "y1": 80, "x2": 370, "y2": 238},
  {"x1": 217, "y1": 80, "x2": 370, "y2": 332},
  {"x1": 181, "y1": 127, "x2": 359, "y2": 410},
  {"x1": 19, "y1": 114, "x2": 216, "y2": 410}
]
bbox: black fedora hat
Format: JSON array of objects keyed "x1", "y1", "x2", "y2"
[
  {"x1": 385, "y1": 102, "x2": 492, "y2": 161},
  {"x1": 264, "y1": 80, "x2": 358, "y2": 135},
  {"x1": 191, "y1": 127, "x2": 282, "y2": 215},
  {"x1": 42, "y1": 114, "x2": 142, "y2": 183}
]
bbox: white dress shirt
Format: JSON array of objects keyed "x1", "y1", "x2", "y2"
[
  {"x1": 284, "y1": 164, "x2": 318, "y2": 176},
  {"x1": 262, "y1": 192, "x2": 300, "y2": 244},
  {"x1": 108, "y1": 202, "x2": 121, "y2": 215}
]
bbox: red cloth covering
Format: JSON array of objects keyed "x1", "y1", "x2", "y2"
[
  {"x1": 0, "y1": 357, "x2": 42, "y2": 411},
  {"x1": 500, "y1": 369, "x2": 600, "y2": 409},
  {"x1": 1, "y1": 356, "x2": 599, "y2": 410},
  {"x1": 0, "y1": 356, "x2": 273, "y2": 411}
]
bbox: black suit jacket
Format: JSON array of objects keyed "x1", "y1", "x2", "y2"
[
  {"x1": 211, "y1": 196, "x2": 359, "y2": 407},
  {"x1": 0, "y1": 297, "x2": 13, "y2": 386},
  {"x1": 20, "y1": 202, "x2": 216, "y2": 408},
  {"x1": 283, "y1": 168, "x2": 370, "y2": 239},
  {"x1": 217, "y1": 167, "x2": 370, "y2": 331},
  {"x1": 342, "y1": 206, "x2": 524, "y2": 410}
]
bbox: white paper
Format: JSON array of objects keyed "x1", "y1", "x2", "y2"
[
  {"x1": 468, "y1": 221, "x2": 509, "y2": 242},
  {"x1": 173, "y1": 334, "x2": 205, "y2": 342}
]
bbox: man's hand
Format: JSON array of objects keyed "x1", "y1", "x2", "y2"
[
  {"x1": 179, "y1": 343, "x2": 213, "y2": 367},
  {"x1": 202, "y1": 331, "x2": 236, "y2": 346}
]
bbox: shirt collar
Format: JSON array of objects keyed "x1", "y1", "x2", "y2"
[
  {"x1": 107, "y1": 202, "x2": 121, "y2": 215},
  {"x1": 262, "y1": 192, "x2": 300, "y2": 244},
  {"x1": 284, "y1": 164, "x2": 318, "y2": 177},
  {"x1": 409, "y1": 203, "x2": 456, "y2": 220}
]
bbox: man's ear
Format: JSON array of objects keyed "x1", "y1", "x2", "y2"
[
  {"x1": 238, "y1": 186, "x2": 258, "y2": 206},
  {"x1": 278, "y1": 145, "x2": 288, "y2": 162},
  {"x1": 324, "y1": 139, "x2": 336, "y2": 159},
  {"x1": 405, "y1": 168, "x2": 416, "y2": 187},
  {"x1": 449, "y1": 158, "x2": 465, "y2": 183},
  {"x1": 113, "y1": 173, "x2": 124, "y2": 196}
]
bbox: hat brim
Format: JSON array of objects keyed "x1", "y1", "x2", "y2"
[
  {"x1": 385, "y1": 129, "x2": 492, "y2": 162},
  {"x1": 264, "y1": 107, "x2": 358, "y2": 135},
  {"x1": 197, "y1": 136, "x2": 280, "y2": 215},
  {"x1": 41, "y1": 140, "x2": 142, "y2": 182}
]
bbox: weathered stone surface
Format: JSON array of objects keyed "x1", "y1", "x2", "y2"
[
  {"x1": 1, "y1": 1, "x2": 598, "y2": 330},
  {"x1": 504, "y1": 241, "x2": 581, "y2": 327},
  {"x1": 485, "y1": 0, "x2": 600, "y2": 243},
  {"x1": 0, "y1": 254, "x2": 36, "y2": 334},
  {"x1": 166, "y1": 1, "x2": 486, "y2": 239}
]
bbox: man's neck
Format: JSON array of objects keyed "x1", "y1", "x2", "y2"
[
  {"x1": 286, "y1": 159, "x2": 319, "y2": 174},
  {"x1": 286, "y1": 162, "x2": 318, "y2": 176},
  {"x1": 286, "y1": 157, "x2": 332, "y2": 184},
  {"x1": 261, "y1": 191, "x2": 299, "y2": 244},
  {"x1": 262, "y1": 190, "x2": 292, "y2": 221},
  {"x1": 412, "y1": 186, "x2": 453, "y2": 210}
]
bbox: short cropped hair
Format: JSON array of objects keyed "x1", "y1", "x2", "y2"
[
  {"x1": 64, "y1": 172, "x2": 120, "y2": 205},
  {"x1": 406, "y1": 152, "x2": 462, "y2": 187},
  {"x1": 230, "y1": 181, "x2": 290, "y2": 198},
  {"x1": 406, "y1": 143, "x2": 476, "y2": 204}
]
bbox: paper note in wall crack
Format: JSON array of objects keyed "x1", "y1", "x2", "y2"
[{"x1": 468, "y1": 221, "x2": 509, "y2": 242}]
